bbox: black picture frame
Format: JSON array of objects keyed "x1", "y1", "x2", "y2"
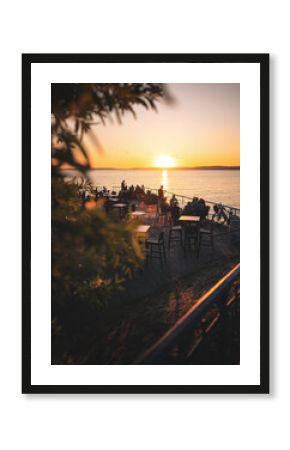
[{"x1": 22, "y1": 53, "x2": 269, "y2": 394}]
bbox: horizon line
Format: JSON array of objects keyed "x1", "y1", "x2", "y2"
[{"x1": 64, "y1": 165, "x2": 240, "y2": 171}]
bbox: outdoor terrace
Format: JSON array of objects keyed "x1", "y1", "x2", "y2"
[{"x1": 74, "y1": 185, "x2": 240, "y2": 364}]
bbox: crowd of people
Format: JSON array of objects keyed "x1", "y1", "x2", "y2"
[
  {"x1": 156, "y1": 187, "x2": 209, "y2": 223},
  {"x1": 183, "y1": 196, "x2": 209, "y2": 220},
  {"x1": 80, "y1": 180, "x2": 209, "y2": 222}
]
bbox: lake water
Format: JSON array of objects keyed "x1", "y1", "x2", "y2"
[{"x1": 65, "y1": 169, "x2": 240, "y2": 208}]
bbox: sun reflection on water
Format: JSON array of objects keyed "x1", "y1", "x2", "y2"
[{"x1": 161, "y1": 169, "x2": 168, "y2": 192}]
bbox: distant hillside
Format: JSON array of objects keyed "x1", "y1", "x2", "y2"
[
  {"x1": 64, "y1": 165, "x2": 240, "y2": 171},
  {"x1": 178, "y1": 166, "x2": 240, "y2": 171},
  {"x1": 91, "y1": 166, "x2": 240, "y2": 171}
]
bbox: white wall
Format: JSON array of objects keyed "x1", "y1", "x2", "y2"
[{"x1": 0, "y1": 1, "x2": 286, "y2": 449}]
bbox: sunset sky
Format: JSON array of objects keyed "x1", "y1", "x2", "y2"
[{"x1": 85, "y1": 83, "x2": 240, "y2": 169}]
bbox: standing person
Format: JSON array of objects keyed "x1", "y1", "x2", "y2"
[
  {"x1": 158, "y1": 198, "x2": 170, "y2": 226},
  {"x1": 158, "y1": 185, "x2": 164, "y2": 200},
  {"x1": 170, "y1": 194, "x2": 178, "y2": 208},
  {"x1": 170, "y1": 204, "x2": 181, "y2": 225},
  {"x1": 121, "y1": 179, "x2": 127, "y2": 191}
]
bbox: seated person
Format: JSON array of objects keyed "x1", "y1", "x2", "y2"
[
  {"x1": 135, "y1": 184, "x2": 145, "y2": 201},
  {"x1": 144, "y1": 190, "x2": 158, "y2": 205},
  {"x1": 94, "y1": 187, "x2": 99, "y2": 199},
  {"x1": 196, "y1": 198, "x2": 209, "y2": 220},
  {"x1": 191, "y1": 196, "x2": 199, "y2": 214},
  {"x1": 103, "y1": 197, "x2": 112, "y2": 214},
  {"x1": 183, "y1": 201, "x2": 194, "y2": 215}
]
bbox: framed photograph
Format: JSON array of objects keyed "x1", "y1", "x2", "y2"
[{"x1": 22, "y1": 53, "x2": 269, "y2": 394}]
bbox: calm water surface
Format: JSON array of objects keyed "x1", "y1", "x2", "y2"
[{"x1": 65, "y1": 169, "x2": 240, "y2": 208}]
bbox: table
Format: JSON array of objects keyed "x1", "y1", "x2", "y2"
[
  {"x1": 178, "y1": 216, "x2": 201, "y2": 251},
  {"x1": 131, "y1": 211, "x2": 146, "y2": 219},
  {"x1": 113, "y1": 203, "x2": 128, "y2": 208},
  {"x1": 135, "y1": 224, "x2": 150, "y2": 243},
  {"x1": 136, "y1": 225, "x2": 150, "y2": 234},
  {"x1": 178, "y1": 215, "x2": 200, "y2": 222}
]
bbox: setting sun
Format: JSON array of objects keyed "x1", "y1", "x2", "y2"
[{"x1": 154, "y1": 155, "x2": 175, "y2": 169}]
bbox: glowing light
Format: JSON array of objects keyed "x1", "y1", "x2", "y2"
[
  {"x1": 161, "y1": 169, "x2": 168, "y2": 191},
  {"x1": 154, "y1": 155, "x2": 175, "y2": 169}
]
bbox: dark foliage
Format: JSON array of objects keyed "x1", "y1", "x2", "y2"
[
  {"x1": 51, "y1": 84, "x2": 166, "y2": 362},
  {"x1": 51, "y1": 83, "x2": 164, "y2": 176}
]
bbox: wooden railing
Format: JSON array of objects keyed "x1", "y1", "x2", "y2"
[{"x1": 133, "y1": 263, "x2": 240, "y2": 365}]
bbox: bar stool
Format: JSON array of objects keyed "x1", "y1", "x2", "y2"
[
  {"x1": 168, "y1": 225, "x2": 183, "y2": 248},
  {"x1": 199, "y1": 219, "x2": 214, "y2": 252},
  {"x1": 184, "y1": 223, "x2": 199, "y2": 254},
  {"x1": 147, "y1": 231, "x2": 166, "y2": 264},
  {"x1": 157, "y1": 206, "x2": 167, "y2": 227}
]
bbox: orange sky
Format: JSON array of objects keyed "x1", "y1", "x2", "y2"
[{"x1": 83, "y1": 83, "x2": 240, "y2": 168}]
